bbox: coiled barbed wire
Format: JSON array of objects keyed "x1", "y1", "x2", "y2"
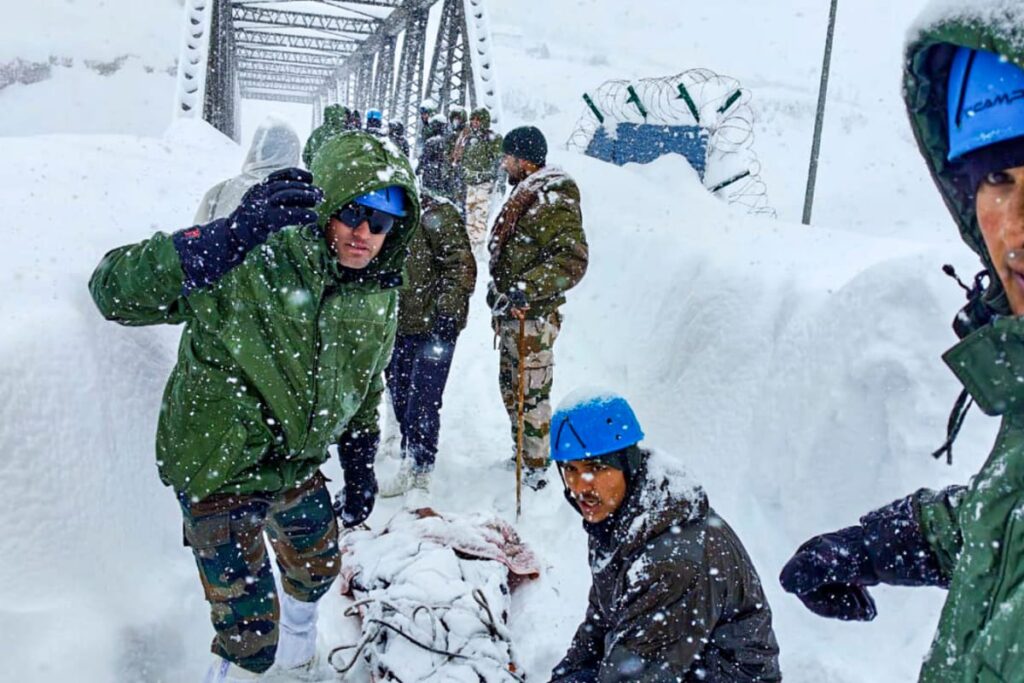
[{"x1": 567, "y1": 69, "x2": 775, "y2": 217}]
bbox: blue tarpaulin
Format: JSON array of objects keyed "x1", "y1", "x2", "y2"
[{"x1": 585, "y1": 123, "x2": 709, "y2": 179}]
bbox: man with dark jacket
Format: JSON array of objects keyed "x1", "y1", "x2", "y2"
[
  {"x1": 89, "y1": 132, "x2": 420, "y2": 682},
  {"x1": 417, "y1": 115, "x2": 455, "y2": 199},
  {"x1": 379, "y1": 189, "x2": 476, "y2": 497},
  {"x1": 780, "y1": 5, "x2": 1024, "y2": 682},
  {"x1": 488, "y1": 126, "x2": 588, "y2": 490},
  {"x1": 549, "y1": 393, "x2": 781, "y2": 682}
]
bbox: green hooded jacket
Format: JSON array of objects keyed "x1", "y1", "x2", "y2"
[
  {"x1": 456, "y1": 108, "x2": 504, "y2": 186},
  {"x1": 397, "y1": 191, "x2": 477, "y2": 336},
  {"x1": 302, "y1": 104, "x2": 350, "y2": 169},
  {"x1": 89, "y1": 132, "x2": 420, "y2": 502},
  {"x1": 903, "y1": 4, "x2": 1024, "y2": 681}
]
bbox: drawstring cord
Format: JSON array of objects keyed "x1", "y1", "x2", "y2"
[{"x1": 931, "y1": 388, "x2": 974, "y2": 466}]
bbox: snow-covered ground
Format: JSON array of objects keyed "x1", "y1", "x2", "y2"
[{"x1": 0, "y1": 1, "x2": 998, "y2": 681}]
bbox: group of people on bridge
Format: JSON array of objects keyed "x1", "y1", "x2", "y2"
[{"x1": 87, "y1": 2, "x2": 1024, "y2": 680}]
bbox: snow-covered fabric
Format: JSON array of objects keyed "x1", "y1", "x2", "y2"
[
  {"x1": 332, "y1": 509, "x2": 539, "y2": 681},
  {"x1": 193, "y1": 117, "x2": 301, "y2": 223}
]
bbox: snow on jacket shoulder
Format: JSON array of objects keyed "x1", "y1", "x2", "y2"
[
  {"x1": 488, "y1": 166, "x2": 588, "y2": 319},
  {"x1": 552, "y1": 453, "x2": 781, "y2": 683}
]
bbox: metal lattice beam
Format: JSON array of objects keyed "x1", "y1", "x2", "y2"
[
  {"x1": 240, "y1": 73, "x2": 331, "y2": 88},
  {"x1": 424, "y1": 0, "x2": 474, "y2": 112},
  {"x1": 241, "y1": 89, "x2": 314, "y2": 104},
  {"x1": 235, "y1": 29, "x2": 359, "y2": 53},
  {"x1": 238, "y1": 47, "x2": 353, "y2": 67},
  {"x1": 240, "y1": 61, "x2": 337, "y2": 78},
  {"x1": 388, "y1": 7, "x2": 429, "y2": 135},
  {"x1": 232, "y1": 5, "x2": 380, "y2": 36}
]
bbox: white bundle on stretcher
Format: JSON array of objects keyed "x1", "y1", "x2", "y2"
[{"x1": 331, "y1": 508, "x2": 540, "y2": 682}]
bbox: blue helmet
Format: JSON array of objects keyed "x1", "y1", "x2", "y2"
[
  {"x1": 947, "y1": 47, "x2": 1024, "y2": 161},
  {"x1": 367, "y1": 108, "x2": 383, "y2": 122},
  {"x1": 551, "y1": 393, "x2": 645, "y2": 462},
  {"x1": 353, "y1": 185, "x2": 407, "y2": 217}
]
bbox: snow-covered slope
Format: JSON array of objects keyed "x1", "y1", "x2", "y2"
[{"x1": 0, "y1": 0, "x2": 1000, "y2": 681}]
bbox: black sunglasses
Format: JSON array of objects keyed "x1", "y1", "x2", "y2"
[{"x1": 332, "y1": 203, "x2": 397, "y2": 235}]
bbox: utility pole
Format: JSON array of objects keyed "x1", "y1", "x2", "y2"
[{"x1": 802, "y1": 0, "x2": 839, "y2": 225}]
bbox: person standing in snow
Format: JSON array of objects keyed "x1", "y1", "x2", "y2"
[
  {"x1": 488, "y1": 126, "x2": 588, "y2": 490},
  {"x1": 194, "y1": 117, "x2": 301, "y2": 223},
  {"x1": 779, "y1": 7, "x2": 1024, "y2": 682},
  {"x1": 450, "y1": 107, "x2": 505, "y2": 246},
  {"x1": 89, "y1": 131, "x2": 420, "y2": 682},
  {"x1": 365, "y1": 108, "x2": 386, "y2": 138},
  {"x1": 301, "y1": 103, "x2": 352, "y2": 169},
  {"x1": 444, "y1": 105, "x2": 470, "y2": 206},
  {"x1": 378, "y1": 189, "x2": 476, "y2": 497},
  {"x1": 549, "y1": 393, "x2": 781, "y2": 682},
  {"x1": 388, "y1": 120, "x2": 411, "y2": 157},
  {"x1": 416, "y1": 98, "x2": 439, "y2": 159},
  {"x1": 417, "y1": 114, "x2": 455, "y2": 198}
]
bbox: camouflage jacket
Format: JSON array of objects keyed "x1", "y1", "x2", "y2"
[{"x1": 487, "y1": 166, "x2": 588, "y2": 319}]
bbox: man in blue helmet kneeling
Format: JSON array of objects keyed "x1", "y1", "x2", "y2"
[{"x1": 549, "y1": 392, "x2": 780, "y2": 683}]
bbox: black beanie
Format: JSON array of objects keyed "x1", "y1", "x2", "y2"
[{"x1": 503, "y1": 126, "x2": 547, "y2": 166}]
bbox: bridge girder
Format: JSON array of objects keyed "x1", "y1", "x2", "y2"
[
  {"x1": 181, "y1": 0, "x2": 500, "y2": 145},
  {"x1": 231, "y1": 5, "x2": 379, "y2": 36}
]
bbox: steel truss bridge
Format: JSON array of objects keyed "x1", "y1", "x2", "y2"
[{"x1": 173, "y1": 0, "x2": 501, "y2": 143}]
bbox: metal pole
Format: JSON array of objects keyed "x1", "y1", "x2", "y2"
[{"x1": 802, "y1": 0, "x2": 839, "y2": 225}]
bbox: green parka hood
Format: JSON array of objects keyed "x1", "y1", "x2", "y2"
[
  {"x1": 903, "y1": 1, "x2": 1024, "y2": 312},
  {"x1": 323, "y1": 104, "x2": 350, "y2": 128},
  {"x1": 310, "y1": 131, "x2": 421, "y2": 284}
]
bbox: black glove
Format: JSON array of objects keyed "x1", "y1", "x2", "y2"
[
  {"x1": 508, "y1": 288, "x2": 528, "y2": 310},
  {"x1": 489, "y1": 286, "x2": 528, "y2": 317},
  {"x1": 780, "y1": 491, "x2": 949, "y2": 622},
  {"x1": 174, "y1": 168, "x2": 322, "y2": 292},
  {"x1": 432, "y1": 315, "x2": 460, "y2": 344},
  {"x1": 334, "y1": 430, "x2": 379, "y2": 528},
  {"x1": 779, "y1": 526, "x2": 879, "y2": 621}
]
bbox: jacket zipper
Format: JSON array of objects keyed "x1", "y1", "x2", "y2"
[{"x1": 300, "y1": 281, "x2": 336, "y2": 452}]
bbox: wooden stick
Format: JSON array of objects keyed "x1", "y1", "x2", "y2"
[{"x1": 515, "y1": 317, "x2": 527, "y2": 520}]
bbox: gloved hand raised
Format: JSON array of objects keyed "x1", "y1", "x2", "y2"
[
  {"x1": 229, "y1": 167, "x2": 322, "y2": 250},
  {"x1": 174, "y1": 168, "x2": 322, "y2": 292}
]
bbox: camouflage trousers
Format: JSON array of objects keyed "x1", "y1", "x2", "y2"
[
  {"x1": 465, "y1": 181, "x2": 494, "y2": 248},
  {"x1": 496, "y1": 313, "x2": 561, "y2": 468},
  {"x1": 179, "y1": 471, "x2": 340, "y2": 674}
]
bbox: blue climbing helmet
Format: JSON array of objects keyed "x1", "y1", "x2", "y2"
[
  {"x1": 367, "y1": 108, "x2": 383, "y2": 122},
  {"x1": 353, "y1": 185, "x2": 408, "y2": 217},
  {"x1": 947, "y1": 47, "x2": 1024, "y2": 161},
  {"x1": 551, "y1": 393, "x2": 645, "y2": 462}
]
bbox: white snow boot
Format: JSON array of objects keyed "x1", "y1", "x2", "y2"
[
  {"x1": 272, "y1": 592, "x2": 320, "y2": 679},
  {"x1": 378, "y1": 459, "x2": 431, "y2": 498},
  {"x1": 202, "y1": 657, "x2": 262, "y2": 682}
]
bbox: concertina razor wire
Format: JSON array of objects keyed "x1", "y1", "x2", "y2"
[{"x1": 567, "y1": 69, "x2": 776, "y2": 218}]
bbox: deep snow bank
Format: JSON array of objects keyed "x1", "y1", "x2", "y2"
[{"x1": 0, "y1": 118, "x2": 996, "y2": 681}]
